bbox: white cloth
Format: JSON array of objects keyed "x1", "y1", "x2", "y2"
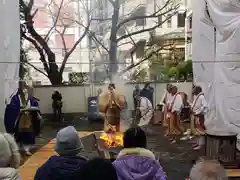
[
  {"x1": 192, "y1": 93, "x2": 208, "y2": 115},
  {"x1": 0, "y1": 168, "x2": 20, "y2": 180},
  {"x1": 160, "y1": 90, "x2": 173, "y2": 106},
  {"x1": 0, "y1": 0, "x2": 20, "y2": 133},
  {"x1": 171, "y1": 93, "x2": 183, "y2": 113},
  {"x1": 138, "y1": 97, "x2": 153, "y2": 126},
  {"x1": 0, "y1": 133, "x2": 20, "y2": 169},
  {"x1": 192, "y1": 0, "x2": 240, "y2": 136}
]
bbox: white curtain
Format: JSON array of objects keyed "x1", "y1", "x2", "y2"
[
  {"x1": 0, "y1": 0, "x2": 20, "y2": 132},
  {"x1": 193, "y1": 0, "x2": 240, "y2": 138}
]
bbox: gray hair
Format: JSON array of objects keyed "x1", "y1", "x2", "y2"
[{"x1": 190, "y1": 159, "x2": 228, "y2": 180}]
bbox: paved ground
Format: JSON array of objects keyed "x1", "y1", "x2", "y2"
[{"x1": 25, "y1": 118, "x2": 198, "y2": 180}]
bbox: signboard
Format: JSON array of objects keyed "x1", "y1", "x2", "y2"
[{"x1": 87, "y1": 96, "x2": 103, "y2": 123}]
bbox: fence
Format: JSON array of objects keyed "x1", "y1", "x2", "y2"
[{"x1": 33, "y1": 81, "x2": 192, "y2": 114}]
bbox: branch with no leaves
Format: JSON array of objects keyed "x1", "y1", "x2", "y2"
[
  {"x1": 92, "y1": 18, "x2": 112, "y2": 21},
  {"x1": 116, "y1": 0, "x2": 179, "y2": 30},
  {"x1": 90, "y1": 32, "x2": 110, "y2": 53},
  {"x1": 117, "y1": 11, "x2": 177, "y2": 42},
  {"x1": 55, "y1": 26, "x2": 68, "y2": 55},
  {"x1": 22, "y1": 32, "x2": 49, "y2": 76},
  {"x1": 59, "y1": 21, "x2": 91, "y2": 74},
  {"x1": 120, "y1": 44, "x2": 173, "y2": 75},
  {"x1": 45, "y1": 0, "x2": 64, "y2": 41},
  {"x1": 20, "y1": 0, "x2": 56, "y2": 62}
]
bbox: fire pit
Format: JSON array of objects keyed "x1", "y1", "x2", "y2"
[{"x1": 94, "y1": 131, "x2": 123, "y2": 160}]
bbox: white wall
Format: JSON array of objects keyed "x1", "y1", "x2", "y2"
[
  {"x1": 0, "y1": 0, "x2": 20, "y2": 132},
  {"x1": 34, "y1": 82, "x2": 192, "y2": 114}
]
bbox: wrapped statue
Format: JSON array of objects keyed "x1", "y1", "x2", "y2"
[{"x1": 98, "y1": 83, "x2": 125, "y2": 133}]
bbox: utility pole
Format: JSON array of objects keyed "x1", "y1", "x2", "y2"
[
  {"x1": 87, "y1": 0, "x2": 94, "y2": 95},
  {"x1": 77, "y1": 0, "x2": 83, "y2": 72},
  {"x1": 184, "y1": 0, "x2": 188, "y2": 61}
]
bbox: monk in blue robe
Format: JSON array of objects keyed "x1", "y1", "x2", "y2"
[{"x1": 4, "y1": 87, "x2": 41, "y2": 155}]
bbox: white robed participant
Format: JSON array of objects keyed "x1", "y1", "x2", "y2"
[
  {"x1": 181, "y1": 86, "x2": 208, "y2": 147},
  {"x1": 160, "y1": 84, "x2": 173, "y2": 127},
  {"x1": 191, "y1": 86, "x2": 208, "y2": 150},
  {"x1": 137, "y1": 95, "x2": 154, "y2": 127},
  {"x1": 166, "y1": 86, "x2": 184, "y2": 143}
]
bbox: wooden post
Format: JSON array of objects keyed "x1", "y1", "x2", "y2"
[{"x1": 205, "y1": 131, "x2": 238, "y2": 168}]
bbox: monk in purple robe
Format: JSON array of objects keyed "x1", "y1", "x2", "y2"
[{"x1": 4, "y1": 86, "x2": 41, "y2": 155}]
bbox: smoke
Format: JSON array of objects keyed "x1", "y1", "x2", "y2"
[{"x1": 111, "y1": 74, "x2": 133, "y2": 133}]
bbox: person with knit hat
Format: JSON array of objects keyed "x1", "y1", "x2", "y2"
[
  {"x1": 0, "y1": 133, "x2": 21, "y2": 180},
  {"x1": 34, "y1": 126, "x2": 87, "y2": 180},
  {"x1": 113, "y1": 127, "x2": 166, "y2": 180}
]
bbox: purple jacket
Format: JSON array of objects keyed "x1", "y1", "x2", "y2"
[{"x1": 113, "y1": 148, "x2": 166, "y2": 180}]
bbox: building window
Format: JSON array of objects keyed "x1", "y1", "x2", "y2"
[
  {"x1": 177, "y1": 12, "x2": 186, "y2": 27},
  {"x1": 136, "y1": 18, "x2": 146, "y2": 26},
  {"x1": 167, "y1": 15, "x2": 172, "y2": 28},
  {"x1": 158, "y1": 15, "x2": 162, "y2": 27},
  {"x1": 98, "y1": 26, "x2": 104, "y2": 36},
  {"x1": 133, "y1": 6, "x2": 146, "y2": 27},
  {"x1": 64, "y1": 67, "x2": 73, "y2": 72},
  {"x1": 118, "y1": 27, "x2": 125, "y2": 36},
  {"x1": 189, "y1": 16, "x2": 192, "y2": 29},
  {"x1": 101, "y1": 54, "x2": 108, "y2": 61}
]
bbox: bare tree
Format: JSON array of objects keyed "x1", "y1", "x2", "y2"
[
  {"x1": 20, "y1": 0, "x2": 90, "y2": 85},
  {"x1": 89, "y1": 0, "x2": 179, "y2": 79}
]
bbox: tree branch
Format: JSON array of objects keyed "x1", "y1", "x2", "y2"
[
  {"x1": 123, "y1": 25, "x2": 136, "y2": 45},
  {"x1": 92, "y1": 18, "x2": 112, "y2": 21},
  {"x1": 90, "y1": 33, "x2": 110, "y2": 53},
  {"x1": 117, "y1": 12, "x2": 177, "y2": 42},
  {"x1": 116, "y1": 0, "x2": 178, "y2": 30},
  {"x1": 21, "y1": 47, "x2": 48, "y2": 77},
  {"x1": 44, "y1": 0, "x2": 64, "y2": 41},
  {"x1": 55, "y1": 26, "x2": 68, "y2": 55},
  {"x1": 22, "y1": 32, "x2": 49, "y2": 74},
  {"x1": 59, "y1": 21, "x2": 91, "y2": 74},
  {"x1": 25, "y1": 61, "x2": 48, "y2": 77},
  {"x1": 20, "y1": 0, "x2": 56, "y2": 65},
  {"x1": 27, "y1": 0, "x2": 34, "y2": 11},
  {"x1": 119, "y1": 44, "x2": 172, "y2": 74}
]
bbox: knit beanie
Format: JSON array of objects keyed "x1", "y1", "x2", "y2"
[
  {"x1": 0, "y1": 133, "x2": 20, "y2": 168},
  {"x1": 54, "y1": 126, "x2": 84, "y2": 156}
]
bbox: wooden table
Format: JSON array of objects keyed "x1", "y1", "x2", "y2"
[{"x1": 227, "y1": 169, "x2": 240, "y2": 177}]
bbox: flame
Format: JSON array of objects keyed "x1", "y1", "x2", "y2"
[{"x1": 100, "y1": 132, "x2": 123, "y2": 147}]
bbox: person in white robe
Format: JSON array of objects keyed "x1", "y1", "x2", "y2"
[
  {"x1": 166, "y1": 86, "x2": 184, "y2": 143},
  {"x1": 137, "y1": 95, "x2": 154, "y2": 127},
  {"x1": 160, "y1": 84, "x2": 173, "y2": 126},
  {"x1": 191, "y1": 86, "x2": 208, "y2": 150}
]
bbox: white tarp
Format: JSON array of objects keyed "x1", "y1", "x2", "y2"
[
  {"x1": 0, "y1": 0, "x2": 20, "y2": 132},
  {"x1": 192, "y1": 0, "x2": 240, "y2": 138}
]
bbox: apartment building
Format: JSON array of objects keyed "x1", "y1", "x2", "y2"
[
  {"x1": 90, "y1": 0, "x2": 189, "y2": 80},
  {"x1": 185, "y1": 0, "x2": 192, "y2": 60},
  {"x1": 25, "y1": 0, "x2": 90, "y2": 84},
  {"x1": 26, "y1": 0, "x2": 190, "y2": 83}
]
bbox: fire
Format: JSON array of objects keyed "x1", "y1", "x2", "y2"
[{"x1": 100, "y1": 132, "x2": 123, "y2": 147}]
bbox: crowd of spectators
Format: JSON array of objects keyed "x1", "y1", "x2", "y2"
[{"x1": 0, "y1": 126, "x2": 228, "y2": 180}]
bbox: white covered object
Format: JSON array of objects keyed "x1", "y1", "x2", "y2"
[
  {"x1": 192, "y1": 0, "x2": 240, "y2": 137},
  {"x1": 0, "y1": 0, "x2": 20, "y2": 132}
]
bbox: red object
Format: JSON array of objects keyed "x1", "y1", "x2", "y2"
[{"x1": 198, "y1": 115, "x2": 205, "y2": 130}]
